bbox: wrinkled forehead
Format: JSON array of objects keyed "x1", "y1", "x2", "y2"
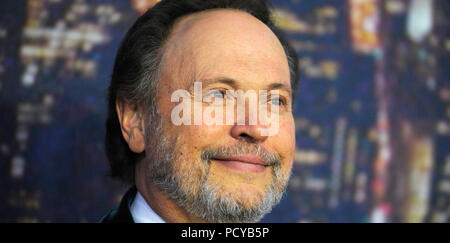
[{"x1": 160, "y1": 9, "x2": 290, "y2": 89}]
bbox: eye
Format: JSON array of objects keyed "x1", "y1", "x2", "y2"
[
  {"x1": 269, "y1": 96, "x2": 284, "y2": 106},
  {"x1": 204, "y1": 89, "x2": 226, "y2": 100}
]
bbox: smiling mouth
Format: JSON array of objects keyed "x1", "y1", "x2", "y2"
[{"x1": 211, "y1": 155, "x2": 268, "y2": 173}]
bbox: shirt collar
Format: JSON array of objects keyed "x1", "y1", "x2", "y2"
[{"x1": 131, "y1": 191, "x2": 166, "y2": 223}]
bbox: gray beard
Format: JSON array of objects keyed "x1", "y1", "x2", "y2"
[{"x1": 144, "y1": 114, "x2": 290, "y2": 223}]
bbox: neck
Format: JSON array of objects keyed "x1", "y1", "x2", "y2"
[{"x1": 134, "y1": 160, "x2": 207, "y2": 223}]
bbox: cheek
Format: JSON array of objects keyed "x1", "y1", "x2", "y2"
[
  {"x1": 171, "y1": 122, "x2": 230, "y2": 159},
  {"x1": 160, "y1": 96, "x2": 230, "y2": 159},
  {"x1": 180, "y1": 123, "x2": 229, "y2": 148},
  {"x1": 273, "y1": 116, "x2": 295, "y2": 166}
]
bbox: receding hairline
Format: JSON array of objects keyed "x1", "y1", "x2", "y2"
[
  {"x1": 158, "y1": 8, "x2": 289, "y2": 85},
  {"x1": 168, "y1": 8, "x2": 272, "y2": 40},
  {"x1": 161, "y1": 8, "x2": 285, "y2": 62}
]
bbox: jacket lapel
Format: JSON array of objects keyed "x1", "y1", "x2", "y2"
[{"x1": 100, "y1": 186, "x2": 137, "y2": 223}]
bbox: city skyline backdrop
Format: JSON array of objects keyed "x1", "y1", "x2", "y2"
[{"x1": 0, "y1": 0, "x2": 448, "y2": 222}]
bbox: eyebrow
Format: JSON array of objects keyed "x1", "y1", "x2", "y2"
[
  {"x1": 267, "y1": 82, "x2": 292, "y2": 95},
  {"x1": 201, "y1": 77, "x2": 237, "y2": 88},
  {"x1": 201, "y1": 77, "x2": 292, "y2": 95}
]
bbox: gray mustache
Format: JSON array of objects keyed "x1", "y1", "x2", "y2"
[{"x1": 201, "y1": 144, "x2": 281, "y2": 167}]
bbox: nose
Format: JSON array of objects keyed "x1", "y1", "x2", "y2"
[
  {"x1": 230, "y1": 123, "x2": 269, "y2": 143},
  {"x1": 228, "y1": 91, "x2": 273, "y2": 143}
]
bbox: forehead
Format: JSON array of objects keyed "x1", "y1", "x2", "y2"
[{"x1": 161, "y1": 9, "x2": 290, "y2": 89}]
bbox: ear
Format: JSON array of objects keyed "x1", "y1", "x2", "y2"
[{"x1": 116, "y1": 99, "x2": 146, "y2": 153}]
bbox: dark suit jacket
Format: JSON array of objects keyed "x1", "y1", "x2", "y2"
[{"x1": 100, "y1": 186, "x2": 137, "y2": 223}]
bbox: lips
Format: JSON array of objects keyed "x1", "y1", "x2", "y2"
[{"x1": 211, "y1": 155, "x2": 268, "y2": 173}]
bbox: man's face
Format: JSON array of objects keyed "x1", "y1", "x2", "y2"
[{"x1": 145, "y1": 9, "x2": 295, "y2": 222}]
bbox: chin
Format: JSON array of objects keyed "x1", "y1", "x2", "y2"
[{"x1": 210, "y1": 178, "x2": 269, "y2": 209}]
